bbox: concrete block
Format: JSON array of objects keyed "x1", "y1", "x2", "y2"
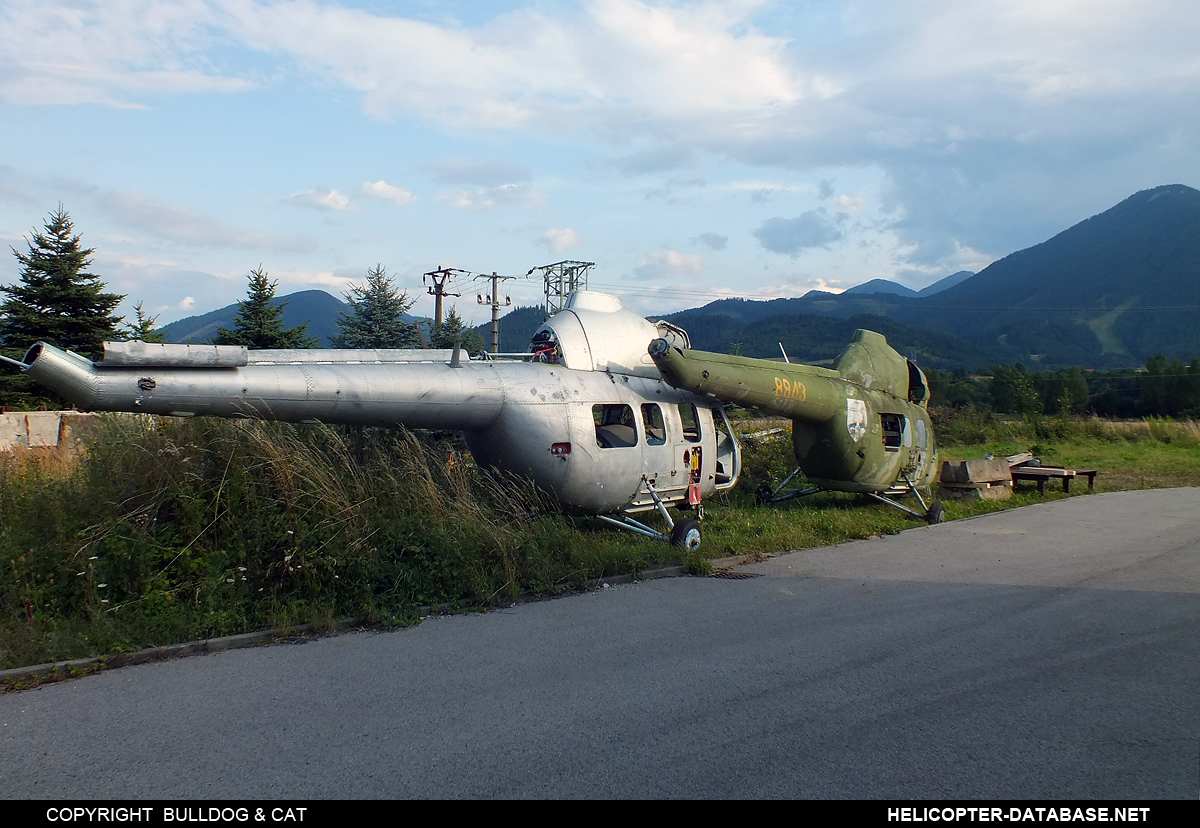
[
  {"x1": 0, "y1": 413, "x2": 26, "y2": 451},
  {"x1": 25, "y1": 412, "x2": 62, "y2": 447},
  {"x1": 941, "y1": 458, "x2": 1011, "y2": 485},
  {"x1": 0, "y1": 412, "x2": 27, "y2": 451}
]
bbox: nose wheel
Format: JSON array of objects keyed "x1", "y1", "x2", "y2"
[
  {"x1": 670, "y1": 518, "x2": 702, "y2": 550},
  {"x1": 925, "y1": 502, "x2": 946, "y2": 524}
]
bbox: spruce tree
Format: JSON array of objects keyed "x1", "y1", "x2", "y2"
[
  {"x1": 124, "y1": 301, "x2": 167, "y2": 343},
  {"x1": 214, "y1": 268, "x2": 318, "y2": 349},
  {"x1": 0, "y1": 206, "x2": 124, "y2": 357},
  {"x1": 0, "y1": 206, "x2": 124, "y2": 408},
  {"x1": 428, "y1": 306, "x2": 486, "y2": 356},
  {"x1": 331, "y1": 264, "x2": 420, "y2": 349}
]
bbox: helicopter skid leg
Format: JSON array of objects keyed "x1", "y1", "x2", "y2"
[{"x1": 756, "y1": 467, "x2": 822, "y2": 504}]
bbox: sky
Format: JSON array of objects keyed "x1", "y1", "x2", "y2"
[{"x1": 1, "y1": 0, "x2": 1198, "y2": 326}]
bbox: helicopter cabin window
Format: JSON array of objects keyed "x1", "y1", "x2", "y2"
[
  {"x1": 641, "y1": 404, "x2": 666, "y2": 445},
  {"x1": 880, "y1": 413, "x2": 904, "y2": 451},
  {"x1": 678, "y1": 402, "x2": 702, "y2": 443},
  {"x1": 593, "y1": 404, "x2": 638, "y2": 448}
]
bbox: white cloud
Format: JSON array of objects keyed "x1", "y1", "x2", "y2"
[
  {"x1": 2, "y1": 2, "x2": 809, "y2": 127},
  {"x1": 282, "y1": 188, "x2": 354, "y2": 211},
  {"x1": 542, "y1": 228, "x2": 582, "y2": 253},
  {"x1": 828, "y1": 195, "x2": 864, "y2": 215},
  {"x1": 5, "y1": 1, "x2": 1199, "y2": 284},
  {"x1": 634, "y1": 250, "x2": 704, "y2": 280},
  {"x1": 437, "y1": 183, "x2": 543, "y2": 211},
  {"x1": 0, "y1": 0, "x2": 251, "y2": 106},
  {"x1": 360, "y1": 180, "x2": 415, "y2": 206},
  {"x1": 216, "y1": 0, "x2": 807, "y2": 127},
  {"x1": 177, "y1": 296, "x2": 196, "y2": 311},
  {"x1": 805, "y1": 278, "x2": 844, "y2": 295}
]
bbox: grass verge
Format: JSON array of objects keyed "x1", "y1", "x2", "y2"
[{"x1": 2, "y1": 410, "x2": 1196, "y2": 672}]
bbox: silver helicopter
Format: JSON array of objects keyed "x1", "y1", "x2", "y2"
[{"x1": 8, "y1": 291, "x2": 741, "y2": 550}]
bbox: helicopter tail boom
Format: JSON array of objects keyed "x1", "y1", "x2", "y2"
[
  {"x1": 18, "y1": 341, "x2": 506, "y2": 431},
  {"x1": 647, "y1": 339, "x2": 846, "y2": 423}
]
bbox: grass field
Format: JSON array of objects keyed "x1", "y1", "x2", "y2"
[{"x1": 2, "y1": 411, "x2": 1197, "y2": 673}]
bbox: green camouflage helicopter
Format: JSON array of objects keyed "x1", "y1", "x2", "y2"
[{"x1": 648, "y1": 328, "x2": 945, "y2": 523}]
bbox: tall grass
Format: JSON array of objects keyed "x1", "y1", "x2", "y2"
[
  {"x1": 4, "y1": 410, "x2": 1196, "y2": 671},
  {"x1": 0, "y1": 416, "x2": 658, "y2": 669}
]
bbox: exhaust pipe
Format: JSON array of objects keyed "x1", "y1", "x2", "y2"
[{"x1": 19, "y1": 343, "x2": 101, "y2": 408}]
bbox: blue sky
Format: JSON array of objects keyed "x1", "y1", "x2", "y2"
[{"x1": 1, "y1": 0, "x2": 1197, "y2": 326}]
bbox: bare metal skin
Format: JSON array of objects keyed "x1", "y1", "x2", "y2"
[{"x1": 12, "y1": 293, "x2": 739, "y2": 544}]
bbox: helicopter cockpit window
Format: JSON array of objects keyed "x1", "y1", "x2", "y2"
[
  {"x1": 529, "y1": 329, "x2": 559, "y2": 364},
  {"x1": 907, "y1": 360, "x2": 927, "y2": 403},
  {"x1": 593, "y1": 404, "x2": 638, "y2": 448},
  {"x1": 881, "y1": 413, "x2": 904, "y2": 451},
  {"x1": 641, "y1": 404, "x2": 666, "y2": 446},
  {"x1": 678, "y1": 402, "x2": 702, "y2": 443}
]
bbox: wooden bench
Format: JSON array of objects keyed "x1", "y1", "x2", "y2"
[{"x1": 1010, "y1": 465, "x2": 1098, "y2": 494}]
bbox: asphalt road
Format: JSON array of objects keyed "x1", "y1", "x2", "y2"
[{"x1": 2, "y1": 488, "x2": 1197, "y2": 799}]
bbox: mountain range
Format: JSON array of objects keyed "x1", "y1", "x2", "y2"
[
  {"x1": 842, "y1": 270, "x2": 975, "y2": 299},
  {"x1": 159, "y1": 184, "x2": 1200, "y2": 369},
  {"x1": 162, "y1": 290, "x2": 352, "y2": 346}
]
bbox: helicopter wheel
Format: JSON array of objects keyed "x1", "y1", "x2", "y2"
[
  {"x1": 925, "y1": 502, "x2": 946, "y2": 525},
  {"x1": 671, "y1": 518, "x2": 702, "y2": 550},
  {"x1": 754, "y1": 484, "x2": 774, "y2": 505}
]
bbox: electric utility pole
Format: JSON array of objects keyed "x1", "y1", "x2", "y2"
[
  {"x1": 422, "y1": 266, "x2": 467, "y2": 326},
  {"x1": 527, "y1": 260, "x2": 594, "y2": 320},
  {"x1": 475, "y1": 272, "x2": 515, "y2": 354}
]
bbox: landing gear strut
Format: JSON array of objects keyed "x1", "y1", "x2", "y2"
[
  {"x1": 754, "y1": 467, "x2": 821, "y2": 504},
  {"x1": 868, "y1": 472, "x2": 945, "y2": 524},
  {"x1": 598, "y1": 477, "x2": 703, "y2": 549}
]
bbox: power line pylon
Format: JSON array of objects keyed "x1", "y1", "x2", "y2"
[
  {"x1": 475, "y1": 272, "x2": 515, "y2": 354},
  {"x1": 526, "y1": 260, "x2": 594, "y2": 320},
  {"x1": 422, "y1": 266, "x2": 467, "y2": 326}
]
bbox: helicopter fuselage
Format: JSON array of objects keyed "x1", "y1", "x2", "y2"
[{"x1": 14, "y1": 292, "x2": 741, "y2": 519}]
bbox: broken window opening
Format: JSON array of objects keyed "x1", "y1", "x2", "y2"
[
  {"x1": 678, "y1": 402, "x2": 702, "y2": 443},
  {"x1": 881, "y1": 413, "x2": 904, "y2": 451}
]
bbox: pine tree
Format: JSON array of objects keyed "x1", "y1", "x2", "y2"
[
  {"x1": 0, "y1": 206, "x2": 125, "y2": 408},
  {"x1": 213, "y1": 268, "x2": 318, "y2": 349},
  {"x1": 0, "y1": 206, "x2": 125, "y2": 357},
  {"x1": 331, "y1": 264, "x2": 420, "y2": 349},
  {"x1": 123, "y1": 301, "x2": 167, "y2": 343},
  {"x1": 428, "y1": 306, "x2": 486, "y2": 356}
]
